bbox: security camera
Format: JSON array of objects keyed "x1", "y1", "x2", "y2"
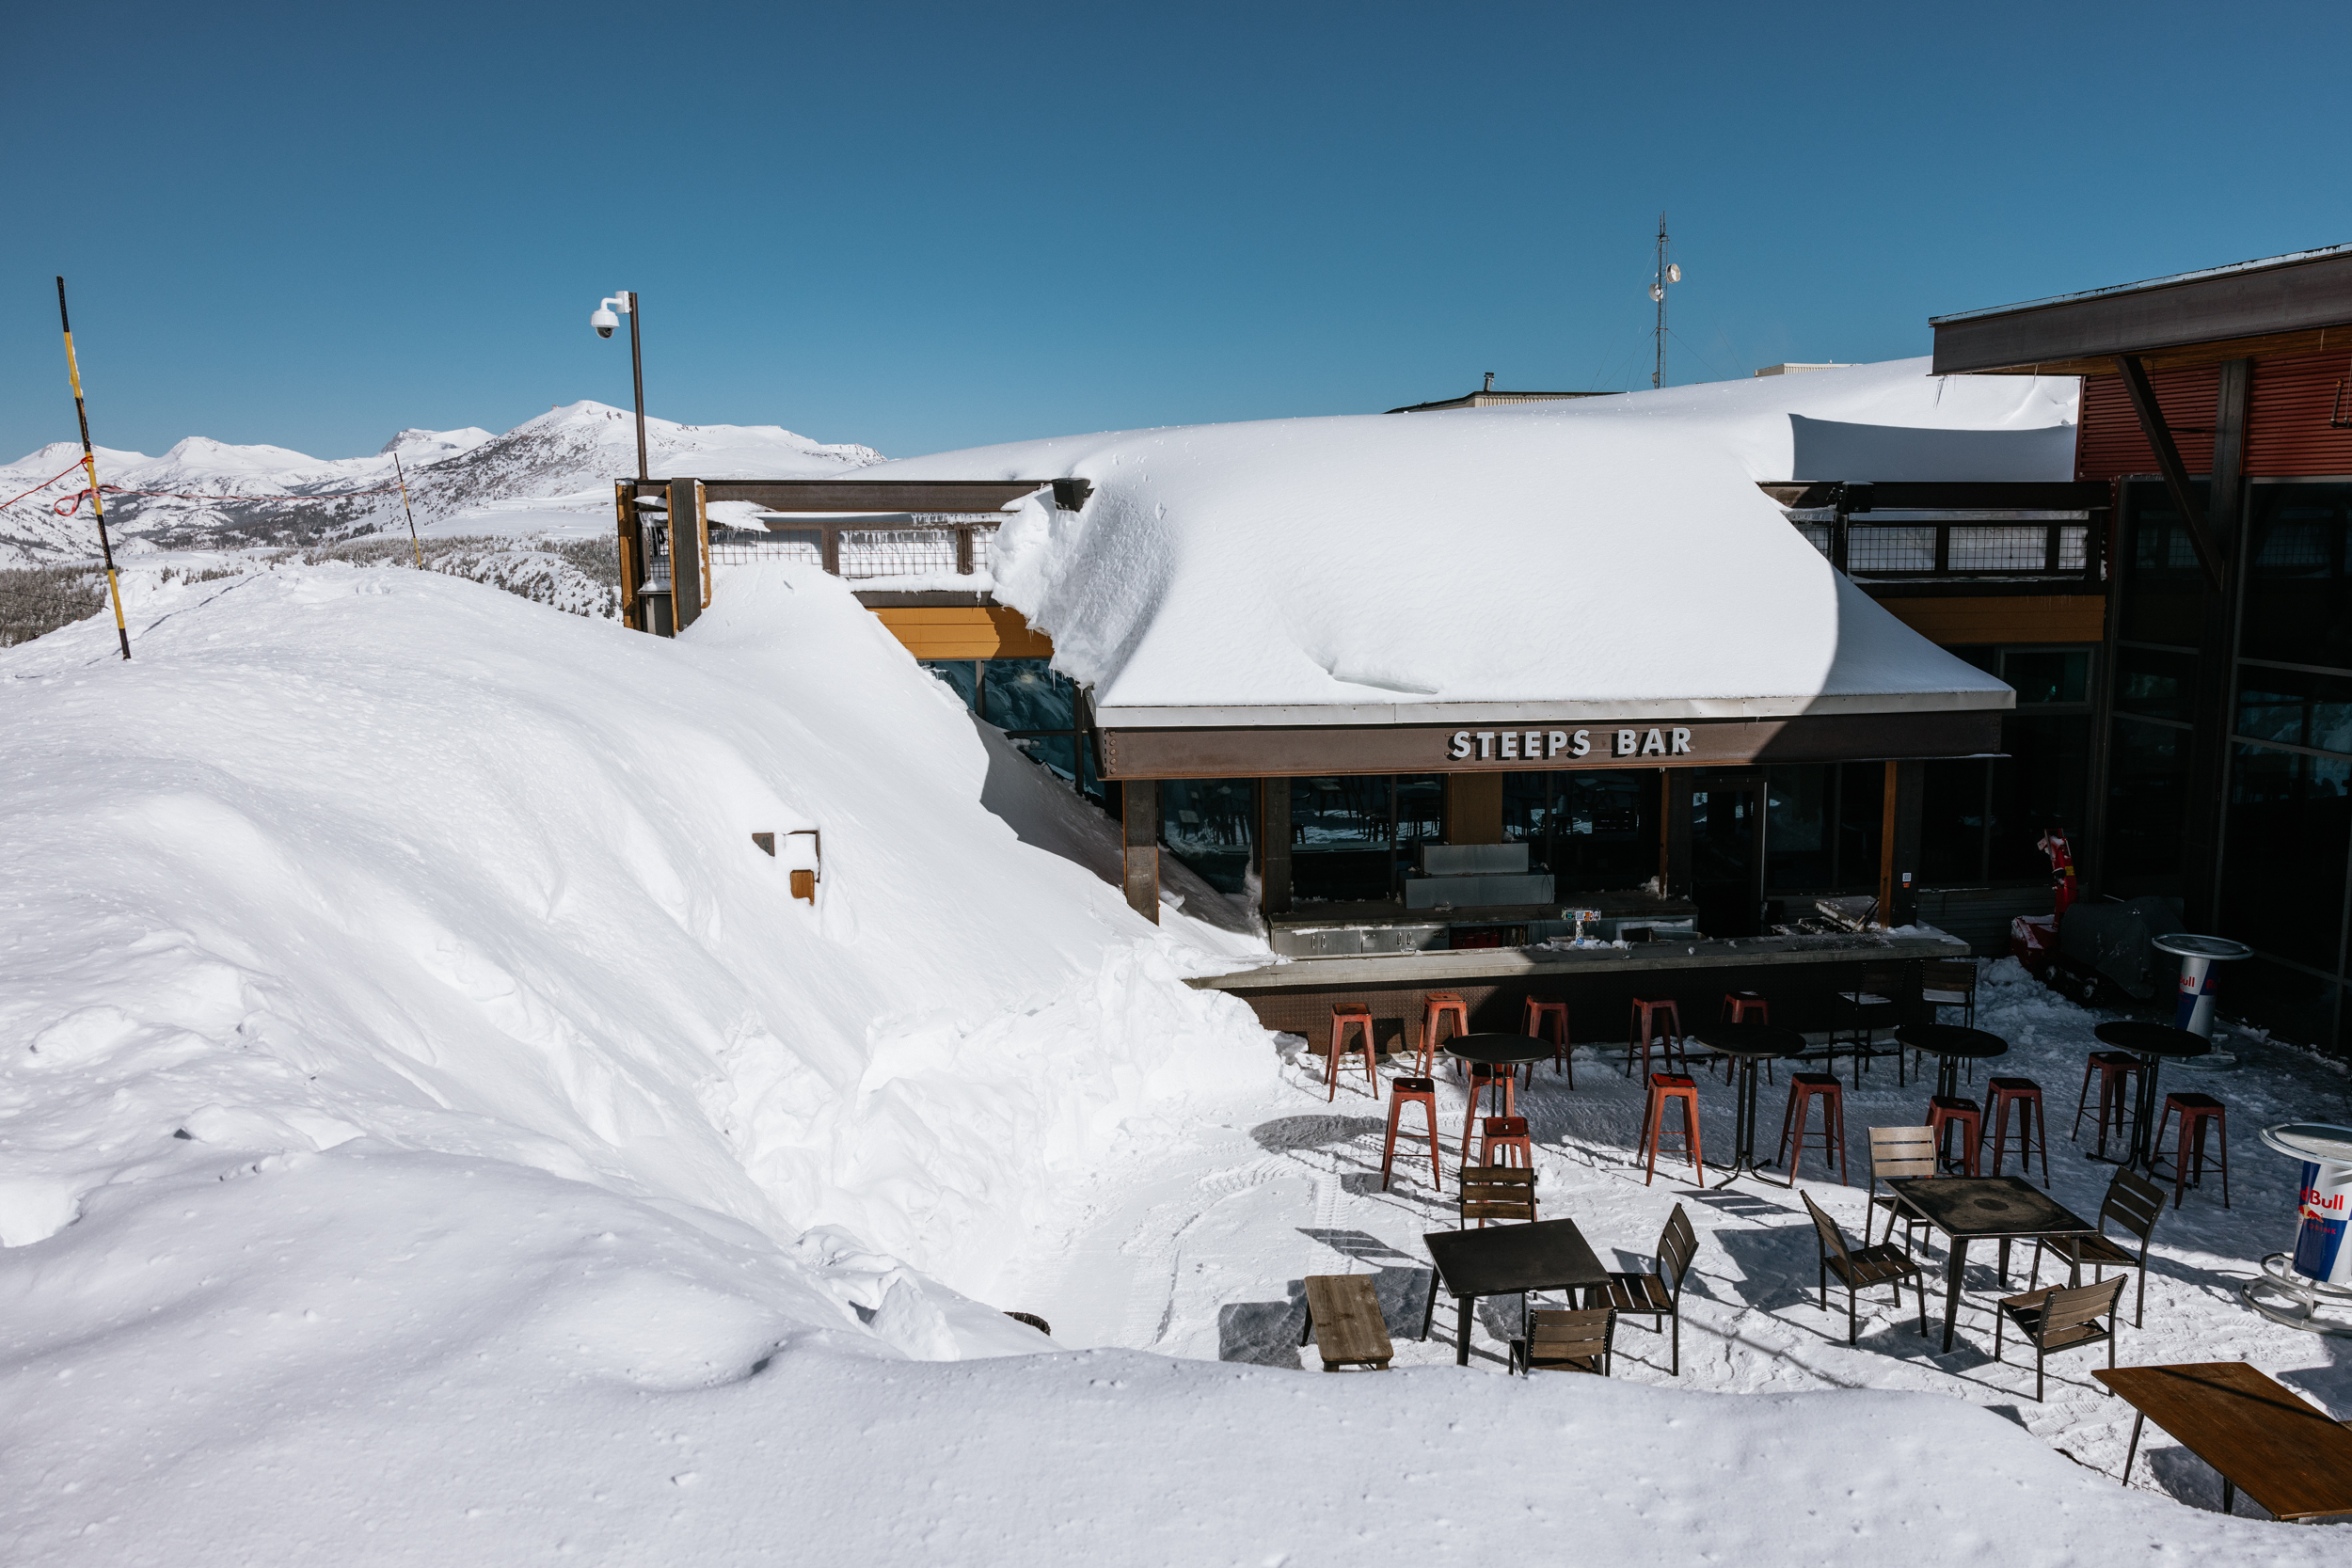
[{"x1": 591, "y1": 306, "x2": 619, "y2": 339}]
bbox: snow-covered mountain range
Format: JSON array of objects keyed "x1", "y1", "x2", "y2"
[{"x1": 0, "y1": 403, "x2": 882, "y2": 564}]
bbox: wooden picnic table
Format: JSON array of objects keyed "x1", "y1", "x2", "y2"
[{"x1": 2098, "y1": 1362, "x2": 2352, "y2": 1523}]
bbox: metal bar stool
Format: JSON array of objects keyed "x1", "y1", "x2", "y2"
[
  {"x1": 1327, "y1": 1003, "x2": 1377, "y2": 1101},
  {"x1": 1640, "y1": 1073, "x2": 1702, "y2": 1186},
  {"x1": 1478, "y1": 1115, "x2": 1534, "y2": 1169},
  {"x1": 2151, "y1": 1092, "x2": 2230, "y2": 1209},
  {"x1": 1380, "y1": 1077, "x2": 1440, "y2": 1193},
  {"x1": 1524, "y1": 996, "x2": 1572, "y2": 1083},
  {"x1": 1460, "y1": 1066, "x2": 1518, "y2": 1165},
  {"x1": 1985, "y1": 1076, "x2": 2049, "y2": 1187},
  {"x1": 1628, "y1": 998, "x2": 1684, "y2": 1079},
  {"x1": 1775, "y1": 1073, "x2": 1847, "y2": 1184},
  {"x1": 1723, "y1": 991, "x2": 1775, "y2": 1082},
  {"x1": 2072, "y1": 1051, "x2": 2141, "y2": 1157},
  {"x1": 1927, "y1": 1096, "x2": 1983, "y2": 1176},
  {"x1": 1422, "y1": 991, "x2": 1470, "y2": 1075}
]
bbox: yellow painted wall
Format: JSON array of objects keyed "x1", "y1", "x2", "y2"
[
  {"x1": 869, "y1": 607, "x2": 1054, "y2": 660},
  {"x1": 1876, "y1": 594, "x2": 2105, "y2": 645}
]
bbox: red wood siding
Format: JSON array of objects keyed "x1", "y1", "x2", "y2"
[
  {"x1": 2077, "y1": 347, "x2": 2352, "y2": 480},
  {"x1": 2077, "y1": 364, "x2": 2219, "y2": 479},
  {"x1": 2245, "y1": 347, "x2": 2352, "y2": 475}
]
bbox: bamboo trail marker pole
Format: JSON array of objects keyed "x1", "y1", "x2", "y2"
[
  {"x1": 56, "y1": 277, "x2": 132, "y2": 660},
  {"x1": 392, "y1": 451, "x2": 423, "y2": 566}
]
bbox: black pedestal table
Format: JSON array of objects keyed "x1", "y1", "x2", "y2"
[
  {"x1": 2092, "y1": 1020, "x2": 2209, "y2": 1171},
  {"x1": 1895, "y1": 1022, "x2": 2009, "y2": 1101},
  {"x1": 1689, "y1": 1022, "x2": 1804, "y2": 1186}
]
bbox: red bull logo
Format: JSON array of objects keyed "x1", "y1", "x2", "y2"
[{"x1": 2294, "y1": 1160, "x2": 2352, "y2": 1285}]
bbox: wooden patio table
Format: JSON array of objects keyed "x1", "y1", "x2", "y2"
[
  {"x1": 2098, "y1": 1362, "x2": 2352, "y2": 1523},
  {"x1": 1887, "y1": 1175, "x2": 2098, "y2": 1353},
  {"x1": 1422, "y1": 1217, "x2": 1611, "y2": 1367}
]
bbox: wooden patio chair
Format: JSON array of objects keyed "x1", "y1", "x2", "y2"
[
  {"x1": 1458, "y1": 1165, "x2": 1536, "y2": 1229},
  {"x1": 1510, "y1": 1303, "x2": 1614, "y2": 1376},
  {"x1": 1920, "y1": 958, "x2": 1979, "y2": 1029},
  {"x1": 1582, "y1": 1203, "x2": 1697, "y2": 1375},
  {"x1": 2027, "y1": 1164, "x2": 2165, "y2": 1328},
  {"x1": 1993, "y1": 1274, "x2": 2126, "y2": 1402},
  {"x1": 1298, "y1": 1275, "x2": 1393, "y2": 1371},
  {"x1": 1866, "y1": 1125, "x2": 1939, "y2": 1249},
  {"x1": 1801, "y1": 1190, "x2": 1926, "y2": 1347}
]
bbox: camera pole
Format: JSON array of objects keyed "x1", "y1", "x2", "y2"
[
  {"x1": 56, "y1": 277, "x2": 131, "y2": 661},
  {"x1": 626, "y1": 291, "x2": 647, "y2": 482}
]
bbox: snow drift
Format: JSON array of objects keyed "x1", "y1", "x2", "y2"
[{"x1": 868, "y1": 358, "x2": 2074, "y2": 722}]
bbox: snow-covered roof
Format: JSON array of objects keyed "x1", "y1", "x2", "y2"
[{"x1": 872, "y1": 359, "x2": 2075, "y2": 727}]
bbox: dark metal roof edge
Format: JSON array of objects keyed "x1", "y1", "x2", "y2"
[{"x1": 1929, "y1": 244, "x2": 2352, "y2": 327}]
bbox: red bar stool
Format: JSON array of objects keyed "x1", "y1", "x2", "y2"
[
  {"x1": 1422, "y1": 991, "x2": 1470, "y2": 1069},
  {"x1": 1627, "y1": 998, "x2": 1684, "y2": 1079},
  {"x1": 1524, "y1": 995, "x2": 1572, "y2": 1084},
  {"x1": 1775, "y1": 1072, "x2": 1846, "y2": 1184},
  {"x1": 1640, "y1": 1073, "x2": 1702, "y2": 1187},
  {"x1": 1381, "y1": 1077, "x2": 1440, "y2": 1193},
  {"x1": 1327, "y1": 1003, "x2": 1377, "y2": 1102},
  {"x1": 1478, "y1": 1115, "x2": 1534, "y2": 1170},
  {"x1": 2152, "y1": 1092, "x2": 2230, "y2": 1209},
  {"x1": 1926, "y1": 1096, "x2": 1983, "y2": 1176},
  {"x1": 1460, "y1": 1065, "x2": 1518, "y2": 1164},
  {"x1": 2071, "y1": 1051, "x2": 2142, "y2": 1155},
  {"x1": 1984, "y1": 1076, "x2": 2049, "y2": 1187}
]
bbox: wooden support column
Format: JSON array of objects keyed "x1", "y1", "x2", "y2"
[
  {"x1": 1664, "y1": 769, "x2": 1694, "y2": 899},
  {"x1": 667, "y1": 478, "x2": 707, "y2": 634},
  {"x1": 1443, "y1": 774, "x2": 1503, "y2": 844},
  {"x1": 613, "y1": 482, "x2": 643, "y2": 633},
  {"x1": 1260, "y1": 778, "x2": 1292, "y2": 915},
  {"x1": 1883, "y1": 761, "x2": 1924, "y2": 927},
  {"x1": 1122, "y1": 780, "x2": 1160, "y2": 924},
  {"x1": 2182, "y1": 358, "x2": 2252, "y2": 929}
]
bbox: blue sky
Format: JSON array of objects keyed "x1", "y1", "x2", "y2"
[{"x1": 8, "y1": 1, "x2": 2349, "y2": 464}]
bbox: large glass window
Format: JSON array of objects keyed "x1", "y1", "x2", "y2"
[
  {"x1": 1292, "y1": 775, "x2": 1397, "y2": 903},
  {"x1": 2220, "y1": 744, "x2": 2351, "y2": 974},
  {"x1": 2241, "y1": 483, "x2": 2352, "y2": 671},
  {"x1": 2118, "y1": 480, "x2": 2210, "y2": 649},
  {"x1": 2237, "y1": 669, "x2": 2352, "y2": 755},
  {"x1": 1551, "y1": 770, "x2": 1660, "y2": 893},
  {"x1": 2115, "y1": 646, "x2": 2198, "y2": 723},
  {"x1": 1159, "y1": 780, "x2": 1255, "y2": 895},
  {"x1": 1989, "y1": 715, "x2": 2092, "y2": 883},
  {"x1": 2106, "y1": 717, "x2": 2188, "y2": 892},
  {"x1": 1919, "y1": 759, "x2": 1990, "y2": 885},
  {"x1": 1765, "y1": 765, "x2": 1833, "y2": 891},
  {"x1": 923, "y1": 657, "x2": 1104, "y2": 805}
]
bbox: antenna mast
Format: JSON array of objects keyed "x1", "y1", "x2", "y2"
[{"x1": 1648, "y1": 214, "x2": 1680, "y2": 388}]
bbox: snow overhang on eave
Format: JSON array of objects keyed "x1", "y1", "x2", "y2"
[{"x1": 1091, "y1": 689, "x2": 2015, "y2": 729}]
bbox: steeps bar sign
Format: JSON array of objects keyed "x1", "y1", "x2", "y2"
[{"x1": 1448, "y1": 726, "x2": 1692, "y2": 762}]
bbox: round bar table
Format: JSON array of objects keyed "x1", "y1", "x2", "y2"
[
  {"x1": 1895, "y1": 1022, "x2": 2009, "y2": 1101},
  {"x1": 1689, "y1": 1022, "x2": 1804, "y2": 1186},
  {"x1": 2092, "y1": 1020, "x2": 2209, "y2": 1171},
  {"x1": 1441, "y1": 1034, "x2": 1553, "y2": 1168},
  {"x1": 2151, "y1": 933, "x2": 2253, "y2": 1039}
]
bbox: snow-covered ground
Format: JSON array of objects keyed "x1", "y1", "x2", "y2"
[
  {"x1": 3, "y1": 555, "x2": 2344, "y2": 1562},
  {"x1": 0, "y1": 402, "x2": 880, "y2": 563}
]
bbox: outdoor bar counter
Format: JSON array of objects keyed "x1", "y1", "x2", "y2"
[{"x1": 1188, "y1": 926, "x2": 1970, "y2": 1051}]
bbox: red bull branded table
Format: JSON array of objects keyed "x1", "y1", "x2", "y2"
[{"x1": 2243, "y1": 1122, "x2": 2352, "y2": 1337}]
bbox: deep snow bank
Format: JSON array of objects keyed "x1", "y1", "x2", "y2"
[{"x1": 0, "y1": 558, "x2": 1270, "y2": 1320}]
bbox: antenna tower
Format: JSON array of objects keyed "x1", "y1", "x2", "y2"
[{"x1": 1648, "y1": 214, "x2": 1681, "y2": 388}]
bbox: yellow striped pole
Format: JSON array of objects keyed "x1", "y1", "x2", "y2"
[
  {"x1": 56, "y1": 277, "x2": 131, "y2": 661},
  {"x1": 392, "y1": 451, "x2": 423, "y2": 566}
]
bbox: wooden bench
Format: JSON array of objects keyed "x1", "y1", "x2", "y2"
[
  {"x1": 2097, "y1": 1362, "x2": 2352, "y2": 1523},
  {"x1": 1299, "y1": 1275, "x2": 1393, "y2": 1371}
]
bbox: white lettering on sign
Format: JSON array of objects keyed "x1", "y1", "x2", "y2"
[{"x1": 1441, "y1": 724, "x2": 1698, "y2": 763}]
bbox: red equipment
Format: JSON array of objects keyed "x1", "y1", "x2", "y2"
[{"x1": 2009, "y1": 827, "x2": 2076, "y2": 976}]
